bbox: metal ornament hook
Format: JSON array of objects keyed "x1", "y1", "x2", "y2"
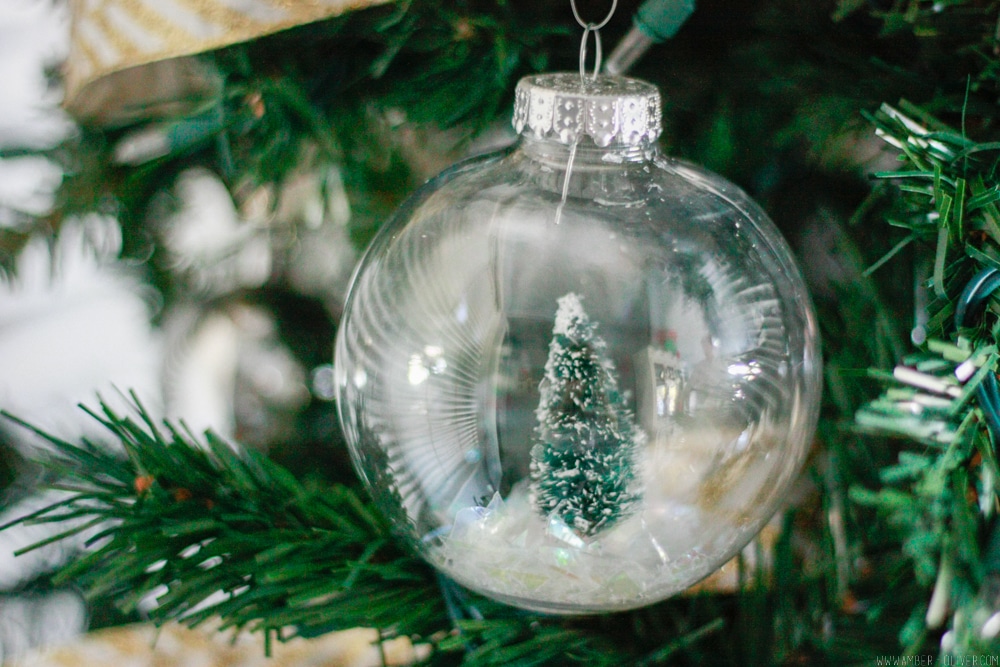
[
  {"x1": 571, "y1": 0, "x2": 617, "y2": 82},
  {"x1": 570, "y1": 0, "x2": 618, "y2": 31},
  {"x1": 579, "y1": 25, "x2": 603, "y2": 81}
]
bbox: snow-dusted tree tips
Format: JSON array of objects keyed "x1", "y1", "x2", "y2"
[{"x1": 529, "y1": 293, "x2": 644, "y2": 538}]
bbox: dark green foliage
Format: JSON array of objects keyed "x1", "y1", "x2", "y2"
[
  {"x1": 0, "y1": 398, "x2": 747, "y2": 664},
  {"x1": 7, "y1": 0, "x2": 1000, "y2": 663},
  {"x1": 0, "y1": 396, "x2": 442, "y2": 642},
  {"x1": 850, "y1": 87, "x2": 1000, "y2": 659},
  {"x1": 0, "y1": 0, "x2": 571, "y2": 281}
]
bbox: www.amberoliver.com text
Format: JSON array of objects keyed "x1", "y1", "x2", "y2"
[{"x1": 874, "y1": 656, "x2": 999, "y2": 666}]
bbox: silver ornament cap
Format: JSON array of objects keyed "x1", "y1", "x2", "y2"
[{"x1": 513, "y1": 72, "x2": 662, "y2": 147}]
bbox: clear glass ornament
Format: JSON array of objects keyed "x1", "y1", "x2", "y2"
[{"x1": 334, "y1": 72, "x2": 821, "y2": 614}]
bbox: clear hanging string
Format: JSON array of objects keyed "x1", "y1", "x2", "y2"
[
  {"x1": 554, "y1": 138, "x2": 579, "y2": 224},
  {"x1": 556, "y1": 0, "x2": 618, "y2": 224}
]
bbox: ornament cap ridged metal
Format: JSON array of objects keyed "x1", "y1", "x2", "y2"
[{"x1": 512, "y1": 72, "x2": 662, "y2": 147}]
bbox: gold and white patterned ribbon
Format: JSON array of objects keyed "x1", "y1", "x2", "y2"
[{"x1": 65, "y1": 0, "x2": 391, "y2": 123}]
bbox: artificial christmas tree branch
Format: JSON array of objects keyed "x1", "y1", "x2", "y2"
[
  {"x1": 0, "y1": 396, "x2": 441, "y2": 642},
  {"x1": 0, "y1": 396, "x2": 732, "y2": 665},
  {"x1": 5, "y1": 0, "x2": 1000, "y2": 664},
  {"x1": 1, "y1": 0, "x2": 570, "y2": 277},
  {"x1": 852, "y1": 102, "x2": 1000, "y2": 657}
]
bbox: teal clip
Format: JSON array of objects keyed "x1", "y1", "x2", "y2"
[{"x1": 635, "y1": 0, "x2": 696, "y2": 42}]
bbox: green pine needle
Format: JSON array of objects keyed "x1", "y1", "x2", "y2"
[
  {"x1": 854, "y1": 98, "x2": 1000, "y2": 658},
  {"x1": 2, "y1": 398, "x2": 442, "y2": 643},
  {"x1": 2, "y1": 398, "x2": 739, "y2": 664}
]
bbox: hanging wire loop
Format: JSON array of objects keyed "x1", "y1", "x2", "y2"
[
  {"x1": 955, "y1": 267, "x2": 1000, "y2": 442},
  {"x1": 571, "y1": 0, "x2": 618, "y2": 81},
  {"x1": 579, "y1": 25, "x2": 603, "y2": 81},
  {"x1": 570, "y1": 0, "x2": 617, "y2": 30}
]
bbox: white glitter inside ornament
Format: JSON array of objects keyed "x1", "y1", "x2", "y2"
[{"x1": 334, "y1": 72, "x2": 821, "y2": 614}]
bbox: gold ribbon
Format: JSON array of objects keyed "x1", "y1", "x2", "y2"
[{"x1": 65, "y1": 0, "x2": 392, "y2": 124}]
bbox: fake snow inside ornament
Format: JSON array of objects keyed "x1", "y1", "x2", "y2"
[{"x1": 335, "y1": 72, "x2": 822, "y2": 614}]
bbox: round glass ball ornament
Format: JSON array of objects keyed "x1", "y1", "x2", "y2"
[{"x1": 335, "y1": 72, "x2": 821, "y2": 614}]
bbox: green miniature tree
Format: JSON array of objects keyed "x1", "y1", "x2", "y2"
[{"x1": 529, "y1": 293, "x2": 645, "y2": 538}]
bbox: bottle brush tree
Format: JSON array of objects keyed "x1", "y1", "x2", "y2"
[{"x1": 529, "y1": 293, "x2": 645, "y2": 538}]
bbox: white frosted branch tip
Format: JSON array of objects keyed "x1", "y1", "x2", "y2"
[
  {"x1": 911, "y1": 393, "x2": 953, "y2": 409},
  {"x1": 892, "y1": 366, "x2": 961, "y2": 398},
  {"x1": 954, "y1": 358, "x2": 978, "y2": 383},
  {"x1": 553, "y1": 292, "x2": 588, "y2": 336}
]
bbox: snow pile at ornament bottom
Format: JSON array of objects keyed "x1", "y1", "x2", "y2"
[{"x1": 436, "y1": 420, "x2": 785, "y2": 611}]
